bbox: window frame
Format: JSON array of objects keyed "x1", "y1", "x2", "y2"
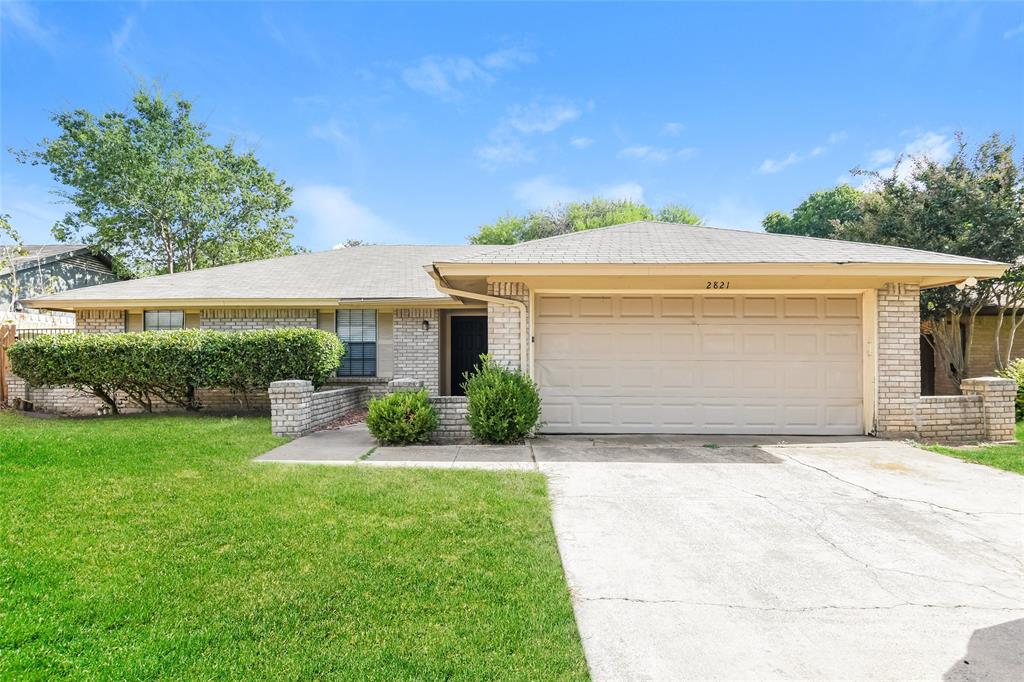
[
  {"x1": 336, "y1": 309, "x2": 377, "y2": 377},
  {"x1": 143, "y1": 309, "x2": 185, "y2": 332}
]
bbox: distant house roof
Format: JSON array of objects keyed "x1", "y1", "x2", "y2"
[
  {"x1": 438, "y1": 221, "x2": 1004, "y2": 265},
  {"x1": 26, "y1": 245, "x2": 500, "y2": 305},
  {"x1": 0, "y1": 244, "x2": 114, "y2": 276}
]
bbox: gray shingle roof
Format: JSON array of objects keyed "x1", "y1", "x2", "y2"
[
  {"x1": 1, "y1": 244, "x2": 106, "y2": 276},
  {"x1": 440, "y1": 221, "x2": 1003, "y2": 265},
  {"x1": 28, "y1": 245, "x2": 499, "y2": 303}
]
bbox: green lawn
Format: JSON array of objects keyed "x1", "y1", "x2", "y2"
[
  {"x1": 0, "y1": 412, "x2": 587, "y2": 680},
  {"x1": 924, "y1": 421, "x2": 1024, "y2": 474}
]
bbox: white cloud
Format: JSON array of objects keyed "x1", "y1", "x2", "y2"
[
  {"x1": 758, "y1": 152, "x2": 799, "y2": 174},
  {"x1": 513, "y1": 177, "x2": 583, "y2": 208},
  {"x1": 475, "y1": 98, "x2": 584, "y2": 169},
  {"x1": 512, "y1": 176, "x2": 644, "y2": 209},
  {"x1": 402, "y1": 46, "x2": 534, "y2": 100},
  {"x1": 860, "y1": 131, "x2": 957, "y2": 188},
  {"x1": 0, "y1": 178, "x2": 69, "y2": 243},
  {"x1": 868, "y1": 148, "x2": 896, "y2": 166},
  {"x1": 1, "y1": 1, "x2": 57, "y2": 51},
  {"x1": 309, "y1": 118, "x2": 354, "y2": 147},
  {"x1": 600, "y1": 181, "x2": 645, "y2": 203},
  {"x1": 480, "y1": 46, "x2": 536, "y2": 70},
  {"x1": 662, "y1": 122, "x2": 684, "y2": 137},
  {"x1": 619, "y1": 145, "x2": 698, "y2": 163},
  {"x1": 1004, "y1": 23, "x2": 1024, "y2": 39},
  {"x1": 475, "y1": 139, "x2": 535, "y2": 167},
  {"x1": 506, "y1": 101, "x2": 580, "y2": 134},
  {"x1": 903, "y1": 131, "x2": 955, "y2": 162},
  {"x1": 110, "y1": 15, "x2": 135, "y2": 53},
  {"x1": 757, "y1": 131, "x2": 847, "y2": 174},
  {"x1": 292, "y1": 185, "x2": 411, "y2": 248},
  {"x1": 620, "y1": 145, "x2": 671, "y2": 162},
  {"x1": 703, "y1": 196, "x2": 767, "y2": 231},
  {"x1": 570, "y1": 136, "x2": 594, "y2": 149}
]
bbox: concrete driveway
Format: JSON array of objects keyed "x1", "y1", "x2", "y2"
[{"x1": 536, "y1": 436, "x2": 1024, "y2": 681}]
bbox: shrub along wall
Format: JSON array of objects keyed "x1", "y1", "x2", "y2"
[{"x1": 7, "y1": 328, "x2": 343, "y2": 415}]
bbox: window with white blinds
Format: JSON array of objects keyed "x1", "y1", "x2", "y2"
[
  {"x1": 143, "y1": 310, "x2": 184, "y2": 332},
  {"x1": 336, "y1": 309, "x2": 377, "y2": 376}
]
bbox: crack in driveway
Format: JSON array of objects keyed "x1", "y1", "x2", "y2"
[{"x1": 577, "y1": 595, "x2": 1024, "y2": 613}]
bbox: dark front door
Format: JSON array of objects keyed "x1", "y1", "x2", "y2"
[{"x1": 450, "y1": 315, "x2": 487, "y2": 396}]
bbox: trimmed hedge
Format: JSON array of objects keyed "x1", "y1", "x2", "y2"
[
  {"x1": 463, "y1": 355, "x2": 541, "y2": 444},
  {"x1": 8, "y1": 328, "x2": 344, "y2": 413},
  {"x1": 366, "y1": 389, "x2": 438, "y2": 445}
]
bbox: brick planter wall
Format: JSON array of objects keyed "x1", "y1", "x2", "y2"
[
  {"x1": 269, "y1": 380, "x2": 369, "y2": 437},
  {"x1": 4, "y1": 369, "x2": 270, "y2": 416},
  {"x1": 913, "y1": 395, "x2": 985, "y2": 444},
  {"x1": 430, "y1": 396, "x2": 471, "y2": 444}
]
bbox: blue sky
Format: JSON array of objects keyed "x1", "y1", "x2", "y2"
[{"x1": 2, "y1": 1, "x2": 1022, "y2": 250}]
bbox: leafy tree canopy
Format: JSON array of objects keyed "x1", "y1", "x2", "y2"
[
  {"x1": 13, "y1": 87, "x2": 302, "y2": 277},
  {"x1": 764, "y1": 132, "x2": 1024, "y2": 381},
  {"x1": 470, "y1": 198, "x2": 702, "y2": 245},
  {"x1": 762, "y1": 184, "x2": 864, "y2": 239}
]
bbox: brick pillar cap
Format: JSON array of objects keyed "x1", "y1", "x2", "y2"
[
  {"x1": 388, "y1": 378, "x2": 424, "y2": 390},
  {"x1": 269, "y1": 379, "x2": 313, "y2": 389},
  {"x1": 961, "y1": 377, "x2": 1016, "y2": 386}
]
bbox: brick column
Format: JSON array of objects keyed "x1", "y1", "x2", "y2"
[
  {"x1": 269, "y1": 380, "x2": 313, "y2": 437},
  {"x1": 486, "y1": 281, "x2": 530, "y2": 371},
  {"x1": 393, "y1": 309, "x2": 440, "y2": 394},
  {"x1": 961, "y1": 377, "x2": 1018, "y2": 442},
  {"x1": 875, "y1": 283, "x2": 921, "y2": 438}
]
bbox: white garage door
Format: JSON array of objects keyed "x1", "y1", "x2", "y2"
[{"x1": 535, "y1": 294, "x2": 863, "y2": 435}]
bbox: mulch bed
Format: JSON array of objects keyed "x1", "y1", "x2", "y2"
[{"x1": 318, "y1": 407, "x2": 368, "y2": 430}]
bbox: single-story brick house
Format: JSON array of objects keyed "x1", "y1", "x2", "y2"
[{"x1": 20, "y1": 221, "x2": 1016, "y2": 441}]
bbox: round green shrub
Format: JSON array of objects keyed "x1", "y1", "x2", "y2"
[
  {"x1": 463, "y1": 355, "x2": 541, "y2": 444},
  {"x1": 999, "y1": 358, "x2": 1024, "y2": 422},
  {"x1": 366, "y1": 389, "x2": 438, "y2": 445}
]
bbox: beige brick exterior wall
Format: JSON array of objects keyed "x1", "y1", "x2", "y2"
[
  {"x1": 875, "y1": 283, "x2": 921, "y2": 438},
  {"x1": 932, "y1": 315, "x2": 1024, "y2": 395},
  {"x1": 76, "y1": 309, "x2": 125, "y2": 333},
  {"x1": 486, "y1": 281, "x2": 530, "y2": 371},
  {"x1": 393, "y1": 308, "x2": 440, "y2": 394},
  {"x1": 200, "y1": 308, "x2": 316, "y2": 331}
]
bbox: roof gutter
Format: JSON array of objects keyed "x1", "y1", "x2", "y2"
[{"x1": 426, "y1": 265, "x2": 529, "y2": 373}]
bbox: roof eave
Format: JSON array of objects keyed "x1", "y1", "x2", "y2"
[{"x1": 432, "y1": 261, "x2": 1009, "y2": 280}]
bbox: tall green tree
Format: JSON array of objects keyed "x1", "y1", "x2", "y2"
[
  {"x1": 762, "y1": 184, "x2": 865, "y2": 238},
  {"x1": 852, "y1": 134, "x2": 1024, "y2": 381},
  {"x1": 469, "y1": 198, "x2": 702, "y2": 245},
  {"x1": 13, "y1": 87, "x2": 301, "y2": 276},
  {"x1": 767, "y1": 133, "x2": 1023, "y2": 387}
]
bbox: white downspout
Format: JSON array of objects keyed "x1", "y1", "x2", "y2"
[{"x1": 426, "y1": 266, "x2": 529, "y2": 373}]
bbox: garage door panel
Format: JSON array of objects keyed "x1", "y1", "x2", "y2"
[
  {"x1": 536, "y1": 294, "x2": 863, "y2": 435},
  {"x1": 701, "y1": 333, "x2": 737, "y2": 353}
]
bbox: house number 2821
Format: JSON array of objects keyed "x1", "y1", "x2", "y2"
[{"x1": 706, "y1": 280, "x2": 730, "y2": 289}]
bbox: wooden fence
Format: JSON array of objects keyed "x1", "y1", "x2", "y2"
[{"x1": 0, "y1": 324, "x2": 14, "y2": 405}]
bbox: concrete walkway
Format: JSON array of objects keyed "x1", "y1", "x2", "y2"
[{"x1": 255, "y1": 428, "x2": 1024, "y2": 680}]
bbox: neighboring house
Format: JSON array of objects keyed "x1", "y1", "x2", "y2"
[
  {"x1": 1, "y1": 244, "x2": 119, "y2": 312},
  {"x1": 23, "y1": 221, "x2": 1009, "y2": 438},
  {"x1": 923, "y1": 309, "x2": 1024, "y2": 395}
]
